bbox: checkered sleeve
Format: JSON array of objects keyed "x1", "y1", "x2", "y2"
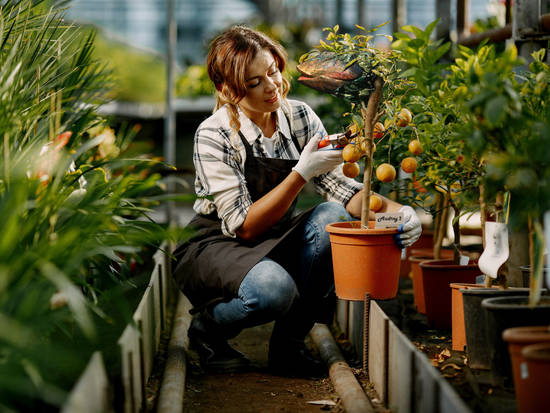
[{"x1": 193, "y1": 122, "x2": 252, "y2": 238}]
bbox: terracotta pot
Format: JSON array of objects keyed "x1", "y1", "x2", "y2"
[
  {"x1": 519, "y1": 342, "x2": 550, "y2": 413},
  {"x1": 451, "y1": 283, "x2": 484, "y2": 351},
  {"x1": 409, "y1": 249, "x2": 453, "y2": 314},
  {"x1": 482, "y1": 296, "x2": 550, "y2": 387},
  {"x1": 419, "y1": 259, "x2": 480, "y2": 329},
  {"x1": 502, "y1": 325, "x2": 550, "y2": 413},
  {"x1": 461, "y1": 288, "x2": 530, "y2": 370},
  {"x1": 400, "y1": 229, "x2": 434, "y2": 279},
  {"x1": 326, "y1": 221, "x2": 401, "y2": 301}
]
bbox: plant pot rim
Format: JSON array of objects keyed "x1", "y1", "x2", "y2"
[
  {"x1": 521, "y1": 342, "x2": 550, "y2": 361},
  {"x1": 520, "y1": 265, "x2": 550, "y2": 271},
  {"x1": 419, "y1": 259, "x2": 478, "y2": 269},
  {"x1": 460, "y1": 287, "x2": 530, "y2": 296},
  {"x1": 502, "y1": 325, "x2": 550, "y2": 343},
  {"x1": 326, "y1": 220, "x2": 399, "y2": 235},
  {"x1": 481, "y1": 295, "x2": 550, "y2": 310},
  {"x1": 451, "y1": 282, "x2": 483, "y2": 289}
]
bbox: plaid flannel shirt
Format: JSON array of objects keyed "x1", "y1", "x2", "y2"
[{"x1": 192, "y1": 99, "x2": 362, "y2": 237}]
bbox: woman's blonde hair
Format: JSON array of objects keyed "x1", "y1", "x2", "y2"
[{"x1": 206, "y1": 25, "x2": 291, "y2": 138}]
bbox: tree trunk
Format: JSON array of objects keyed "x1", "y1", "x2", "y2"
[{"x1": 360, "y1": 78, "x2": 384, "y2": 229}]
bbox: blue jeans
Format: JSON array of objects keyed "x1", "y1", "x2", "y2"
[{"x1": 212, "y1": 202, "x2": 352, "y2": 335}]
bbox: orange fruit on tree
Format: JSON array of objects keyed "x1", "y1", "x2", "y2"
[
  {"x1": 369, "y1": 194, "x2": 383, "y2": 212},
  {"x1": 376, "y1": 163, "x2": 396, "y2": 183},
  {"x1": 342, "y1": 162, "x2": 360, "y2": 178},
  {"x1": 342, "y1": 143, "x2": 362, "y2": 163},
  {"x1": 397, "y1": 108, "x2": 413, "y2": 127},
  {"x1": 373, "y1": 122, "x2": 385, "y2": 139},
  {"x1": 401, "y1": 157, "x2": 418, "y2": 173},
  {"x1": 408, "y1": 139, "x2": 422, "y2": 155}
]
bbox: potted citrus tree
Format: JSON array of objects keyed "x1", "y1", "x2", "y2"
[
  {"x1": 459, "y1": 44, "x2": 550, "y2": 387},
  {"x1": 296, "y1": 24, "x2": 407, "y2": 301},
  {"x1": 379, "y1": 22, "x2": 483, "y2": 331}
]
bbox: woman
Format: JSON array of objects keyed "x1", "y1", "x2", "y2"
[{"x1": 172, "y1": 25, "x2": 421, "y2": 376}]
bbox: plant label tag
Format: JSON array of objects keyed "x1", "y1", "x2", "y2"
[
  {"x1": 520, "y1": 362, "x2": 529, "y2": 379},
  {"x1": 460, "y1": 255, "x2": 470, "y2": 266},
  {"x1": 375, "y1": 212, "x2": 404, "y2": 228}
]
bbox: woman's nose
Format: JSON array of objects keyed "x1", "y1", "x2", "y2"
[{"x1": 265, "y1": 76, "x2": 279, "y2": 91}]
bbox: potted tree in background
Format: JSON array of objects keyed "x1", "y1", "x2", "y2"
[
  {"x1": 385, "y1": 22, "x2": 483, "y2": 331},
  {"x1": 459, "y1": 44, "x2": 550, "y2": 388}
]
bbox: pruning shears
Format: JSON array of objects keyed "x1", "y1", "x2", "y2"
[{"x1": 318, "y1": 130, "x2": 359, "y2": 149}]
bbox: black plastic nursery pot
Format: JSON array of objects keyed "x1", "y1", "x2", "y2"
[
  {"x1": 461, "y1": 288, "x2": 530, "y2": 370},
  {"x1": 481, "y1": 295, "x2": 550, "y2": 387},
  {"x1": 519, "y1": 265, "x2": 549, "y2": 289}
]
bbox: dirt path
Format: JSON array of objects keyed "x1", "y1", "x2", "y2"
[{"x1": 182, "y1": 322, "x2": 341, "y2": 413}]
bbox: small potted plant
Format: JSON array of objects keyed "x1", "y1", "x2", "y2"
[{"x1": 296, "y1": 24, "x2": 407, "y2": 301}]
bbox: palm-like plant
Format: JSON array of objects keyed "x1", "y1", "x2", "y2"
[{"x1": 0, "y1": 1, "x2": 180, "y2": 409}]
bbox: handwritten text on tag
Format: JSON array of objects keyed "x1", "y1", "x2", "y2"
[{"x1": 375, "y1": 212, "x2": 404, "y2": 228}]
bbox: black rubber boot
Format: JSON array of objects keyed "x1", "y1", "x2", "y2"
[
  {"x1": 188, "y1": 311, "x2": 250, "y2": 373},
  {"x1": 267, "y1": 305, "x2": 326, "y2": 378}
]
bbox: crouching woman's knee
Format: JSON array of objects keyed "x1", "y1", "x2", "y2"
[{"x1": 245, "y1": 259, "x2": 298, "y2": 317}]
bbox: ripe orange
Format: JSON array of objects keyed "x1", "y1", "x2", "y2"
[
  {"x1": 408, "y1": 139, "x2": 422, "y2": 155},
  {"x1": 342, "y1": 143, "x2": 362, "y2": 163},
  {"x1": 401, "y1": 157, "x2": 418, "y2": 173},
  {"x1": 376, "y1": 163, "x2": 396, "y2": 183},
  {"x1": 373, "y1": 122, "x2": 385, "y2": 139},
  {"x1": 343, "y1": 162, "x2": 360, "y2": 178},
  {"x1": 369, "y1": 194, "x2": 383, "y2": 212},
  {"x1": 397, "y1": 108, "x2": 413, "y2": 127}
]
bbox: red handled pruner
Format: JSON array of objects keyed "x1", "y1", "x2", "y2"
[{"x1": 318, "y1": 130, "x2": 359, "y2": 149}]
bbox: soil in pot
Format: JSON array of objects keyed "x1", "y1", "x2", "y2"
[
  {"x1": 502, "y1": 325, "x2": 550, "y2": 413},
  {"x1": 481, "y1": 296, "x2": 550, "y2": 387},
  {"x1": 462, "y1": 288, "x2": 530, "y2": 370},
  {"x1": 419, "y1": 259, "x2": 480, "y2": 329},
  {"x1": 519, "y1": 342, "x2": 550, "y2": 413},
  {"x1": 410, "y1": 249, "x2": 453, "y2": 314},
  {"x1": 326, "y1": 221, "x2": 401, "y2": 301}
]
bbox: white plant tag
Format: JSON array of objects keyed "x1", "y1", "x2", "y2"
[
  {"x1": 521, "y1": 362, "x2": 529, "y2": 379},
  {"x1": 375, "y1": 212, "x2": 404, "y2": 228},
  {"x1": 460, "y1": 255, "x2": 470, "y2": 266}
]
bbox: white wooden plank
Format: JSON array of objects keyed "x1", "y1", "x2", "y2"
[
  {"x1": 439, "y1": 378, "x2": 472, "y2": 413},
  {"x1": 388, "y1": 322, "x2": 415, "y2": 413},
  {"x1": 118, "y1": 324, "x2": 142, "y2": 413},
  {"x1": 414, "y1": 351, "x2": 440, "y2": 413},
  {"x1": 61, "y1": 352, "x2": 111, "y2": 413},
  {"x1": 368, "y1": 301, "x2": 389, "y2": 403},
  {"x1": 151, "y1": 266, "x2": 162, "y2": 351}
]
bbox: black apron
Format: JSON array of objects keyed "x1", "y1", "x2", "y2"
[{"x1": 172, "y1": 128, "x2": 314, "y2": 312}]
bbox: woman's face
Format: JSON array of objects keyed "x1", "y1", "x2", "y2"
[{"x1": 238, "y1": 49, "x2": 283, "y2": 119}]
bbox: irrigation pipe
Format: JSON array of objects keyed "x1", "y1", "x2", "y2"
[{"x1": 310, "y1": 323, "x2": 375, "y2": 413}]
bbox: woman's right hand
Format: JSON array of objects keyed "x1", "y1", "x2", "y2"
[{"x1": 292, "y1": 134, "x2": 343, "y2": 182}]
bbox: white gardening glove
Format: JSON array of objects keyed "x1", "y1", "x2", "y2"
[
  {"x1": 395, "y1": 205, "x2": 422, "y2": 248},
  {"x1": 292, "y1": 134, "x2": 343, "y2": 182}
]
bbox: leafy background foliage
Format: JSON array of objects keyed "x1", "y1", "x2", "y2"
[{"x1": 0, "y1": 1, "x2": 186, "y2": 409}]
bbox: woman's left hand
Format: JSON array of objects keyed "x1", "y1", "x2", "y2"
[{"x1": 395, "y1": 206, "x2": 422, "y2": 248}]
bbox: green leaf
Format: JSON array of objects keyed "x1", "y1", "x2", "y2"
[
  {"x1": 484, "y1": 95, "x2": 508, "y2": 124},
  {"x1": 424, "y1": 19, "x2": 440, "y2": 40}
]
